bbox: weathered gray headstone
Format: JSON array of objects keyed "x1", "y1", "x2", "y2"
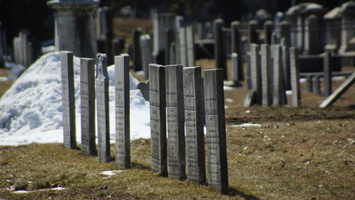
[
  {"x1": 186, "y1": 26, "x2": 195, "y2": 67},
  {"x1": 204, "y1": 69, "x2": 228, "y2": 194},
  {"x1": 260, "y1": 44, "x2": 271, "y2": 106},
  {"x1": 96, "y1": 53, "x2": 110, "y2": 162},
  {"x1": 183, "y1": 67, "x2": 206, "y2": 184},
  {"x1": 250, "y1": 43, "x2": 261, "y2": 104},
  {"x1": 290, "y1": 47, "x2": 301, "y2": 107},
  {"x1": 149, "y1": 64, "x2": 167, "y2": 176},
  {"x1": 61, "y1": 51, "x2": 76, "y2": 149},
  {"x1": 339, "y1": 2, "x2": 355, "y2": 53},
  {"x1": 140, "y1": 34, "x2": 154, "y2": 79},
  {"x1": 179, "y1": 27, "x2": 187, "y2": 66},
  {"x1": 115, "y1": 54, "x2": 131, "y2": 169},
  {"x1": 304, "y1": 15, "x2": 320, "y2": 55},
  {"x1": 80, "y1": 57, "x2": 96, "y2": 156},
  {"x1": 165, "y1": 65, "x2": 186, "y2": 180}
]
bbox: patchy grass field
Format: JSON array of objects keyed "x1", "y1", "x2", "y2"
[{"x1": 0, "y1": 17, "x2": 354, "y2": 199}]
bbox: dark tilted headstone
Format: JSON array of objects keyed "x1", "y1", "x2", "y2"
[
  {"x1": 61, "y1": 51, "x2": 76, "y2": 149},
  {"x1": 272, "y1": 45, "x2": 286, "y2": 106},
  {"x1": 250, "y1": 43, "x2": 261, "y2": 104},
  {"x1": 323, "y1": 52, "x2": 332, "y2": 97},
  {"x1": 290, "y1": 47, "x2": 301, "y2": 107},
  {"x1": 133, "y1": 28, "x2": 142, "y2": 71},
  {"x1": 96, "y1": 53, "x2": 110, "y2": 162},
  {"x1": 149, "y1": 64, "x2": 167, "y2": 176},
  {"x1": 231, "y1": 21, "x2": 244, "y2": 82},
  {"x1": 183, "y1": 67, "x2": 206, "y2": 184},
  {"x1": 204, "y1": 69, "x2": 228, "y2": 194},
  {"x1": 165, "y1": 65, "x2": 186, "y2": 180},
  {"x1": 80, "y1": 57, "x2": 96, "y2": 156},
  {"x1": 115, "y1": 54, "x2": 131, "y2": 169},
  {"x1": 214, "y1": 19, "x2": 227, "y2": 79},
  {"x1": 260, "y1": 44, "x2": 271, "y2": 106}
]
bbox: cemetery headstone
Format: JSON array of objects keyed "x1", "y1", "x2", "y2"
[
  {"x1": 80, "y1": 57, "x2": 96, "y2": 156},
  {"x1": 231, "y1": 21, "x2": 244, "y2": 82},
  {"x1": 214, "y1": 19, "x2": 227, "y2": 79},
  {"x1": 290, "y1": 47, "x2": 301, "y2": 107},
  {"x1": 165, "y1": 65, "x2": 186, "y2": 180},
  {"x1": 323, "y1": 52, "x2": 332, "y2": 96},
  {"x1": 260, "y1": 44, "x2": 271, "y2": 106},
  {"x1": 60, "y1": 51, "x2": 76, "y2": 149},
  {"x1": 96, "y1": 53, "x2": 110, "y2": 162},
  {"x1": 183, "y1": 67, "x2": 206, "y2": 184},
  {"x1": 149, "y1": 64, "x2": 167, "y2": 176},
  {"x1": 204, "y1": 69, "x2": 228, "y2": 194},
  {"x1": 272, "y1": 45, "x2": 286, "y2": 106},
  {"x1": 250, "y1": 43, "x2": 261, "y2": 104},
  {"x1": 115, "y1": 54, "x2": 131, "y2": 169},
  {"x1": 133, "y1": 28, "x2": 142, "y2": 71}
]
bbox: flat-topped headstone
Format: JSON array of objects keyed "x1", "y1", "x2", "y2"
[
  {"x1": 260, "y1": 44, "x2": 271, "y2": 106},
  {"x1": 272, "y1": 44, "x2": 286, "y2": 106},
  {"x1": 133, "y1": 28, "x2": 142, "y2": 71},
  {"x1": 231, "y1": 21, "x2": 244, "y2": 82},
  {"x1": 263, "y1": 21, "x2": 273, "y2": 44},
  {"x1": 204, "y1": 69, "x2": 228, "y2": 194},
  {"x1": 96, "y1": 53, "x2": 110, "y2": 162},
  {"x1": 149, "y1": 64, "x2": 167, "y2": 176},
  {"x1": 290, "y1": 47, "x2": 301, "y2": 107},
  {"x1": 250, "y1": 43, "x2": 261, "y2": 104},
  {"x1": 61, "y1": 51, "x2": 76, "y2": 149},
  {"x1": 214, "y1": 19, "x2": 227, "y2": 79},
  {"x1": 80, "y1": 57, "x2": 96, "y2": 156},
  {"x1": 183, "y1": 67, "x2": 206, "y2": 184},
  {"x1": 165, "y1": 65, "x2": 186, "y2": 180},
  {"x1": 115, "y1": 54, "x2": 131, "y2": 168}
]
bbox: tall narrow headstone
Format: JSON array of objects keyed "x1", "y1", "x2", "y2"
[
  {"x1": 186, "y1": 25, "x2": 196, "y2": 67},
  {"x1": 165, "y1": 65, "x2": 186, "y2": 180},
  {"x1": 96, "y1": 53, "x2": 110, "y2": 162},
  {"x1": 231, "y1": 21, "x2": 244, "y2": 82},
  {"x1": 214, "y1": 19, "x2": 227, "y2": 79},
  {"x1": 260, "y1": 44, "x2": 271, "y2": 106},
  {"x1": 149, "y1": 64, "x2": 167, "y2": 176},
  {"x1": 290, "y1": 47, "x2": 301, "y2": 107},
  {"x1": 80, "y1": 57, "x2": 96, "y2": 156},
  {"x1": 250, "y1": 43, "x2": 261, "y2": 104},
  {"x1": 281, "y1": 38, "x2": 291, "y2": 90},
  {"x1": 133, "y1": 28, "x2": 142, "y2": 71},
  {"x1": 323, "y1": 52, "x2": 332, "y2": 96},
  {"x1": 61, "y1": 51, "x2": 76, "y2": 149},
  {"x1": 263, "y1": 21, "x2": 274, "y2": 44},
  {"x1": 204, "y1": 69, "x2": 228, "y2": 194},
  {"x1": 179, "y1": 27, "x2": 187, "y2": 66},
  {"x1": 140, "y1": 34, "x2": 154, "y2": 79},
  {"x1": 279, "y1": 21, "x2": 291, "y2": 48},
  {"x1": 115, "y1": 54, "x2": 131, "y2": 168},
  {"x1": 304, "y1": 15, "x2": 320, "y2": 55},
  {"x1": 248, "y1": 20, "x2": 259, "y2": 44},
  {"x1": 272, "y1": 45, "x2": 286, "y2": 106},
  {"x1": 183, "y1": 67, "x2": 206, "y2": 184}
]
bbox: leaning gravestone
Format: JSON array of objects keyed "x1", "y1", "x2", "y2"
[
  {"x1": 149, "y1": 64, "x2": 167, "y2": 176},
  {"x1": 61, "y1": 51, "x2": 76, "y2": 149},
  {"x1": 80, "y1": 57, "x2": 96, "y2": 156},
  {"x1": 183, "y1": 67, "x2": 206, "y2": 184},
  {"x1": 165, "y1": 65, "x2": 186, "y2": 180},
  {"x1": 96, "y1": 53, "x2": 110, "y2": 162},
  {"x1": 115, "y1": 54, "x2": 131, "y2": 169},
  {"x1": 204, "y1": 69, "x2": 228, "y2": 194}
]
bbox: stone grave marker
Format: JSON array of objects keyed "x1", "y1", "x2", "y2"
[
  {"x1": 260, "y1": 44, "x2": 271, "y2": 106},
  {"x1": 165, "y1": 65, "x2": 186, "y2": 180},
  {"x1": 204, "y1": 69, "x2": 228, "y2": 194},
  {"x1": 214, "y1": 19, "x2": 227, "y2": 79},
  {"x1": 290, "y1": 47, "x2": 301, "y2": 107},
  {"x1": 96, "y1": 53, "x2": 110, "y2": 162},
  {"x1": 61, "y1": 51, "x2": 76, "y2": 149},
  {"x1": 323, "y1": 52, "x2": 332, "y2": 96},
  {"x1": 149, "y1": 64, "x2": 167, "y2": 176},
  {"x1": 272, "y1": 44, "x2": 286, "y2": 106},
  {"x1": 250, "y1": 43, "x2": 261, "y2": 104},
  {"x1": 115, "y1": 54, "x2": 131, "y2": 169},
  {"x1": 80, "y1": 57, "x2": 96, "y2": 156},
  {"x1": 183, "y1": 67, "x2": 206, "y2": 184}
]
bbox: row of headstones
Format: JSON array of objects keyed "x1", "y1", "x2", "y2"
[
  {"x1": 61, "y1": 51, "x2": 130, "y2": 167},
  {"x1": 245, "y1": 43, "x2": 301, "y2": 107},
  {"x1": 60, "y1": 51, "x2": 228, "y2": 194}
]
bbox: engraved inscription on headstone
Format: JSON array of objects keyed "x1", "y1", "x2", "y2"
[
  {"x1": 61, "y1": 51, "x2": 76, "y2": 149},
  {"x1": 183, "y1": 67, "x2": 206, "y2": 184},
  {"x1": 80, "y1": 57, "x2": 96, "y2": 156},
  {"x1": 96, "y1": 53, "x2": 110, "y2": 162},
  {"x1": 204, "y1": 69, "x2": 228, "y2": 194},
  {"x1": 165, "y1": 65, "x2": 186, "y2": 180},
  {"x1": 149, "y1": 64, "x2": 167, "y2": 176},
  {"x1": 115, "y1": 54, "x2": 131, "y2": 168}
]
